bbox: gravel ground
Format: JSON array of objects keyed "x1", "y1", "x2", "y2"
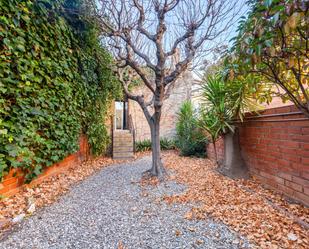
[{"x1": 0, "y1": 156, "x2": 250, "y2": 249}]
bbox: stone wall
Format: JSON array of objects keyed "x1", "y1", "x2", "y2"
[{"x1": 129, "y1": 71, "x2": 193, "y2": 141}]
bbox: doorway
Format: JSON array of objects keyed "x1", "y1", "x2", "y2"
[{"x1": 115, "y1": 101, "x2": 128, "y2": 130}]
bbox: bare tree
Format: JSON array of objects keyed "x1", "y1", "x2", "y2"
[{"x1": 93, "y1": 0, "x2": 241, "y2": 178}]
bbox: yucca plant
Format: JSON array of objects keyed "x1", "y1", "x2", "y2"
[
  {"x1": 200, "y1": 75, "x2": 234, "y2": 131},
  {"x1": 199, "y1": 73, "x2": 260, "y2": 177}
]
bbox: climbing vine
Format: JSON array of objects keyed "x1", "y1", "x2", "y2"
[{"x1": 0, "y1": 0, "x2": 121, "y2": 182}]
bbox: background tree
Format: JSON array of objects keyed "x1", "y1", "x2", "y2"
[
  {"x1": 231, "y1": 0, "x2": 309, "y2": 116},
  {"x1": 93, "y1": 0, "x2": 240, "y2": 177}
]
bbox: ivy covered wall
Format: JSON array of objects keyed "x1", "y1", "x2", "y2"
[{"x1": 0, "y1": 0, "x2": 121, "y2": 182}]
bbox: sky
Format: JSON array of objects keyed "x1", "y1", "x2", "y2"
[
  {"x1": 191, "y1": 0, "x2": 250, "y2": 78},
  {"x1": 99, "y1": 0, "x2": 250, "y2": 78}
]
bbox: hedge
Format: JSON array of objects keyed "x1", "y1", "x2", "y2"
[{"x1": 0, "y1": 0, "x2": 121, "y2": 182}]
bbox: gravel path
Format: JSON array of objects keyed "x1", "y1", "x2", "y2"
[{"x1": 0, "y1": 156, "x2": 250, "y2": 249}]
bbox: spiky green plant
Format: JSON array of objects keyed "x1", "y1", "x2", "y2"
[{"x1": 199, "y1": 74, "x2": 260, "y2": 162}]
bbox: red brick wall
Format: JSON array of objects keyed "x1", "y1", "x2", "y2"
[
  {"x1": 207, "y1": 137, "x2": 224, "y2": 163},
  {"x1": 0, "y1": 135, "x2": 89, "y2": 197},
  {"x1": 207, "y1": 105, "x2": 309, "y2": 206}
]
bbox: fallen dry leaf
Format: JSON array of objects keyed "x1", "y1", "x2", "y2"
[
  {"x1": 175, "y1": 230, "x2": 181, "y2": 236},
  {"x1": 161, "y1": 151, "x2": 309, "y2": 249}
]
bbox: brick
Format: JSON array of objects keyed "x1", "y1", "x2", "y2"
[
  {"x1": 290, "y1": 120, "x2": 309, "y2": 127},
  {"x1": 277, "y1": 184, "x2": 294, "y2": 196},
  {"x1": 294, "y1": 164, "x2": 309, "y2": 174},
  {"x1": 285, "y1": 180, "x2": 303, "y2": 192},
  {"x1": 301, "y1": 143, "x2": 309, "y2": 150},
  {"x1": 260, "y1": 155, "x2": 277, "y2": 163},
  {"x1": 249, "y1": 168, "x2": 259, "y2": 175},
  {"x1": 237, "y1": 106, "x2": 309, "y2": 205},
  {"x1": 8, "y1": 181, "x2": 22, "y2": 190},
  {"x1": 280, "y1": 166, "x2": 300, "y2": 176},
  {"x1": 292, "y1": 176, "x2": 309, "y2": 187},
  {"x1": 280, "y1": 141, "x2": 300, "y2": 149},
  {"x1": 0, "y1": 185, "x2": 10, "y2": 194},
  {"x1": 296, "y1": 149, "x2": 309, "y2": 158},
  {"x1": 280, "y1": 147, "x2": 297, "y2": 155},
  {"x1": 263, "y1": 182, "x2": 279, "y2": 191},
  {"x1": 277, "y1": 172, "x2": 292, "y2": 181},
  {"x1": 259, "y1": 139, "x2": 272, "y2": 145},
  {"x1": 290, "y1": 134, "x2": 309, "y2": 142},
  {"x1": 271, "y1": 128, "x2": 288, "y2": 134},
  {"x1": 2, "y1": 177, "x2": 17, "y2": 186},
  {"x1": 302, "y1": 127, "x2": 309, "y2": 134},
  {"x1": 269, "y1": 150, "x2": 282, "y2": 158},
  {"x1": 269, "y1": 133, "x2": 289, "y2": 140},
  {"x1": 260, "y1": 171, "x2": 284, "y2": 184},
  {"x1": 301, "y1": 172, "x2": 309, "y2": 179},
  {"x1": 288, "y1": 127, "x2": 302, "y2": 134},
  {"x1": 305, "y1": 187, "x2": 309, "y2": 195},
  {"x1": 302, "y1": 157, "x2": 309, "y2": 165},
  {"x1": 2, "y1": 188, "x2": 20, "y2": 197},
  {"x1": 276, "y1": 159, "x2": 291, "y2": 168},
  {"x1": 276, "y1": 106, "x2": 292, "y2": 113},
  {"x1": 293, "y1": 191, "x2": 309, "y2": 206},
  {"x1": 284, "y1": 154, "x2": 301, "y2": 163}
]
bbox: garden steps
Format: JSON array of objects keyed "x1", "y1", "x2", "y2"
[{"x1": 113, "y1": 130, "x2": 134, "y2": 159}]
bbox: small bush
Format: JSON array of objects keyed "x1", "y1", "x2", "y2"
[
  {"x1": 176, "y1": 101, "x2": 208, "y2": 157},
  {"x1": 136, "y1": 138, "x2": 176, "y2": 152},
  {"x1": 136, "y1": 140, "x2": 152, "y2": 152},
  {"x1": 160, "y1": 138, "x2": 177, "y2": 150}
]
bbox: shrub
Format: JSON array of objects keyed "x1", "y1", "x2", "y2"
[
  {"x1": 136, "y1": 138, "x2": 176, "y2": 152},
  {"x1": 136, "y1": 140, "x2": 152, "y2": 152},
  {"x1": 159, "y1": 138, "x2": 176, "y2": 150},
  {"x1": 176, "y1": 101, "x2": 208, "y2": 157}
]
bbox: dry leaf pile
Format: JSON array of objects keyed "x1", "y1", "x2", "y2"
[
  {"x1": 239, "y1": 179, "x2": 309, "y2": 224},
  {"x1": 0, "y1": 157, "x2": 112, "y2": 223},
  {"x1": 162, "y1": 151, "x2": 309, "y2": 249}
]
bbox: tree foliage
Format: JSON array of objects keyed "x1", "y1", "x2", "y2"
[
  {"x1": 199, "y1": 0, "x2": 309, "y2": 148},
  {"x1": 0, "y1": 0, "x2": 121, "y2": 181},
  {"x1": 231, "y1": 0, "x2": 309, "y2": 115}
]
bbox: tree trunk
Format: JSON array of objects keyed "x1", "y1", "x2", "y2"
[
  {"x1": 148, "y1": 119, "x2": 165, "y2": 178},
  {"x1": 218, "y1": 127, "x2": 248, "y2": 179},
  {"x1": 212, "y1": 138, "x2": 218, "y2": 164}
]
